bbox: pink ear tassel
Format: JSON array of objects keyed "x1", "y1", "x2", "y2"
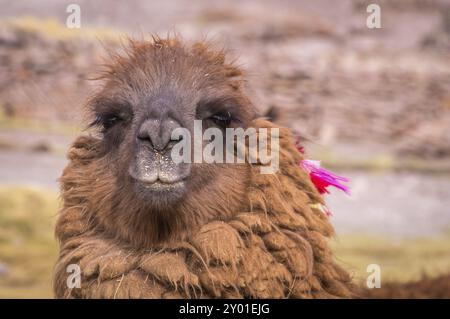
[
  {"x1": 300, "y1": 160, "x2": 351, "y2": 195},
  {"x1": 295, "y1": 136, "x2": 350, "y2": 217}
]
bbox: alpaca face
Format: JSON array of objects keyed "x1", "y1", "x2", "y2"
[{"x1": 89, "y1": 39, "x2": 257, "y2": 212}]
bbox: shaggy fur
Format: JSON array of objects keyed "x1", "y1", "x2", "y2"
[
  {"x1": 54, "y1": 38, "x2": 354, "y2": 298},
  {"x1": 54, "y1": 121, "x2": 354, "y2": 298}
]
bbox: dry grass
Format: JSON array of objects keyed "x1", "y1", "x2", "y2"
[
  {"x1": 2, "y1": 16, "x2": 121, "y2": 41},
  {"x1": 0, "y1": 186, "x2": 58, "y2": 298},
  {"x1": 332, "y1": 232, "x2": 450, "y2": 285}
]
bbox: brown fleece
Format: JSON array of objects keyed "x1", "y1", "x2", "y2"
[{"x1": 54, "y1": 119, "x2": 354, "y2": 298}]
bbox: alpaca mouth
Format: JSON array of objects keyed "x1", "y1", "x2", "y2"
[
  {"x1": 130, "y1": 176, "x2": 187, "y2": 206},
  {"x1": 129, "y1": 173, "x2": 186, "y2": 190},
  {"x1": 129, "y1": 140, "x2": 191, "y2": 203},
  {"x1": 140, "y1": 179, "x2": 185, "y2": 191},
  {"x1": 128, "y1": 164, "x2": 189, "y2": 188},
  {"x1": 129, "y1": 171, "x2": 188, "y2": 204}
]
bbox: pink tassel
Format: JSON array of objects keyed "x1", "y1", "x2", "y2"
[
  {"x1": 300, "y1": 160, "x2": 351, "y2": 195},
  {"x1": 295, "y1": 135, "x2": 350, "y2": 198}
]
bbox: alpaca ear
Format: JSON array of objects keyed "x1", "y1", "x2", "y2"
[{"x1": 263, "y1": 105, "x2": 280, "y2": 122}]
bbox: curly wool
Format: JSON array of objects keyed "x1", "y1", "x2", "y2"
[{"x1": 54, "y1": 119, "x2": 355, "y2": 299}]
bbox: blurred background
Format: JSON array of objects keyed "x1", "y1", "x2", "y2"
[{"x1": 0, "y1": 0, "x2": 449, "y2": 298}]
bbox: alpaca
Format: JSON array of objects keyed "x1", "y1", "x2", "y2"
[{"x1": 53, "y1": 38, "x2": 354, "y2": 298}]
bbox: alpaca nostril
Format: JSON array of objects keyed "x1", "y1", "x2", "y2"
[
  {"x1": 171, "y1": 133, "x2": 182, "y2": 141},
  {"x1": 137, "y1": 130, "x2": 155, "y2": 148},
  {"x1": 137, "y1": 118, "x2": 182, "y2": 152},
  {"x1": 137, "y1": 132, "x2": 150, "y2": 141},
  {"x1": 165, "y1": 137, "x2": 182, "y2": 150},
  {"x1": 170, "y1": 133, "x2": 183, "y2": 143}
]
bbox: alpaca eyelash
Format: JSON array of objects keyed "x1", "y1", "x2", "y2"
[
  {"x1": 90, "y1": 114, "x2": 122, "y2": 131},
  {"x1": 210, "y1": 111, "x2": 233, "y2": 127},
  {"x1": 101, "y1": 115, "x2": 121, "y2": 130},
  {"x1": 90, "y1": 99, "x2": 133, "y2": 129}
]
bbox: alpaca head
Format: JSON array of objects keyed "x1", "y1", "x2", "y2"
[{"x1": 86, "y1": 38, "x2": 258, "y2": 245}]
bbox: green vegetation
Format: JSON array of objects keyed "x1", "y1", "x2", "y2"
[
  {"x1": 0, "y1": 186, "x2": 449, "y2": 298},
  {"x1": 332, "y1": 232, "x2": 450, "y2": 284},
  {"x1": 0, "y1": 187, "x2": 58, "y2": 298}
]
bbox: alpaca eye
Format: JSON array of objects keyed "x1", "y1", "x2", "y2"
[
  {"x1": 91, "y1": 114, "x2": 122, "y2": 131},
  {"x1": 102, "y1": 115, "x2": 120, "y2": 130},
  {"x1": 210, "y1": 111, "x2": 232, "y2": 127}
]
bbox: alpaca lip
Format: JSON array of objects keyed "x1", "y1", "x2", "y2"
[
  {"x1": 142, "y1": 179, "x2": 185, "y2": 190},
  {"x1": 129, "y1": 173, "x2": 186, "y2": 191}
]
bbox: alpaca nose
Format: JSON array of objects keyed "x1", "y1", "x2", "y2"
[{"x1": 137, "y1": 118, "x2": 182, "y2": 151}]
